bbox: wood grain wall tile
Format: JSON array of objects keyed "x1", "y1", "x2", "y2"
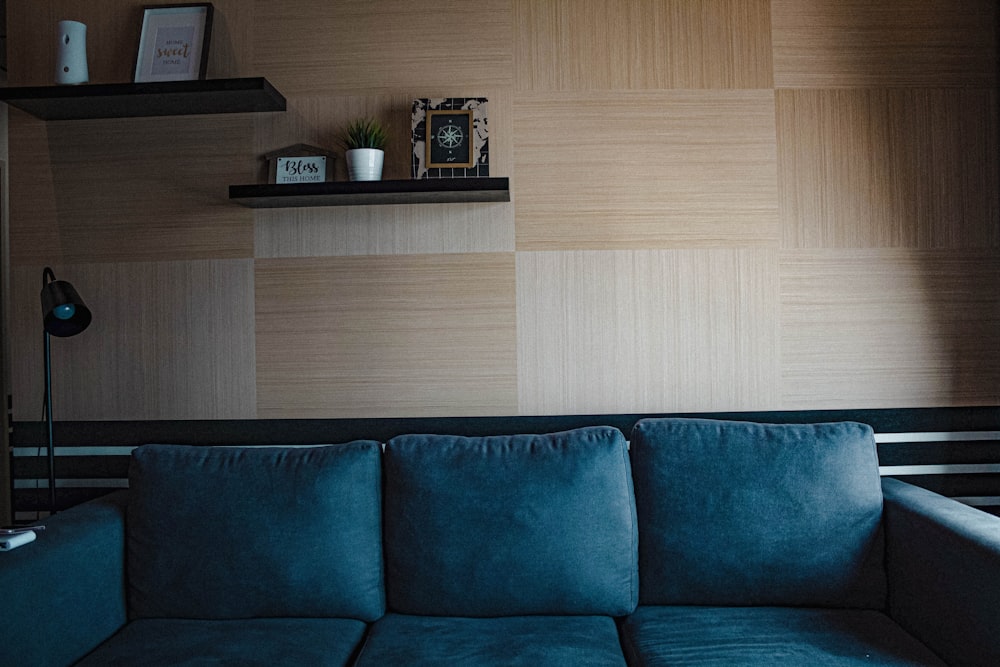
[
  {"x1": 255, "y1": 254, "x2": 517, "y2": 418},
  {"x1": 515, "y1": 0, "x2": 773, "y2": 91},
  {"x1": 777, "y1": 89, "x2": 999, "y2": 249},
  {"x1": 773, "y1": 0, "x2": 997, "y2": 88},
  {"x1": 517, "y1": 249, "x2": 780, "y2": 414},
  {"x1": 202, "y1": 0, "x2": 257, "y2": 78},
  {"x1": 514, "y1": 90, "x2": 779, "y2": 250},
  {"x1": 255, "y1": 203, "x2": 513, "y2": 258},
  {"x1": 781, "y1": 250, "x2": 1000, "y2": 409},
  {"x1": 7, "y1": 113, "x2": 58, "y2": 261},
  {"x1": 9, "y1": 114, "x2": 257, "y2": 265},
  {"x1": 8, "y1": 0, "x2": 55, "y2": 86},
  {"x1": 252, "y1": 0, "x2": 513, "y2": 95},
  {"x1": 10, "y1": 260, "x2": 257, "y2": 421}
]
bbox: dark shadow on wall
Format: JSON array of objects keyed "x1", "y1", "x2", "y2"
[
  {"x1": 868, "y1": 7, "x2": 1000, "y2": 407},
  {"x1": 931, "y1": 6, "x2": 1000, "y2": 405}
]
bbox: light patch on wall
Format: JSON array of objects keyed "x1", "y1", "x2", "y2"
[{"x1": 517, "y1": 248, "x2": 780, "y2": 414}]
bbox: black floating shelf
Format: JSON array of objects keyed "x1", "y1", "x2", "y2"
[
  {"x1": 0, "y1": 77, "x2": 286, "y2": 120},
  {"x1": 229, "y1": 178, "x2": 511, "y2": 208}
]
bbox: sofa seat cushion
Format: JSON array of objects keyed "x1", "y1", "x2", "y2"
[
  {"x1": 127, "y1": 443, "x2": 385, "y2": 621},
  {"x1": 75, "y1": 617, "x2": 368, "y2": 667},
  {"x1": 630, "y1": 418, "x2": 886, "y2": 608},
  {"x1": 619, "y1": 606, "x2": 946, "y2": 666},
  {"x1": 354, "y1": 613, "x2": 627, "y2": 666},
  {"x1": 383, "y1": 427, "x2": 638, "y2": 617}
]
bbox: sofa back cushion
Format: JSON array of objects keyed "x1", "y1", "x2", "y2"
[
  {"x1": 630, "y1": 418, "x2": 886, "y2": 608},
  {"x1": 383, "y1": 427, "x2": 638, "y2": 617},
  {"x1": 127, "y1": 443, "x2": 385, "y2": 621}
]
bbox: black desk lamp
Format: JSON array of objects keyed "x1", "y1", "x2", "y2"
[{"x1": 40, "y1": 267, "x2": 92, "y2": 512}]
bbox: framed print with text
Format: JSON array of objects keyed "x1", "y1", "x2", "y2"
[{"x1": 134, "y1": 3, "x2": 213, "y2": 83}]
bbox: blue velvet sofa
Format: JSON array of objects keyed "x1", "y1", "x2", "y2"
[{"x1": 2, "y1": 418, "x2": 999, "y2": 666}]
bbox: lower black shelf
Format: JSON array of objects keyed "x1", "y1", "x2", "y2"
[{"x1": 229, "y1": 178, "x2": 510, "y2": 208}]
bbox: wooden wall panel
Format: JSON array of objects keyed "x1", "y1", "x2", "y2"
[
  {"x1": 7, "y1": 113, "x2": 58, "y2": 261},
  {"x1": 10, "y1": 260, "x2": 257, "y2": 421},
  {"x1": 517, "y1": 249, "x2": 780, "y2": 414},
  {"x1": 252, "y1": 0, "x2": 513, "y2": 95},
  {"x1": 781, "y1": 250, "x2": 1000, "y2": 409},
  {"x1": 7, "y1": 0, "x2": 254, "y2": 86},
  {"x1": 772, "y1": 0, "x2": 997, "y2": 88},
  {"x1": 255, "y1": 202, "x2": 513, "y2": 259},
  {"x1": 3, "y1": 1, "x2": 999, "y2": 424},
  {"x1": 10, "y1": 114, "x2": 256, "y2": 265},
  {"x1": 515, "y1": 0, "x2": 773, "y2": 91},
  {"x1": 255, "y1": 254, "x2": 517, "y2": 418},
  {"x1": 252, "y1": 92, "x2": 513, "y2": 258},
  {"x1": 7, "y1": 1, "x2": 57, "y2": 86},
  {"x1": 203, "y1": 0, "x2": 256, "y2": 79},
  {"x1": 514, "y1": 90, "x2": 779, "y2": 251},
  {"x1": 777, "y1": 89, "x2": 999, "y2": 249}
]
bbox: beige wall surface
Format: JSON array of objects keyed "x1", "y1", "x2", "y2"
[{"x1": 4, "y1": 0, "x2": 998, "y2": 421}]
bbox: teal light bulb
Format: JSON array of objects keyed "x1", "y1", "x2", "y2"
[{"x1": 53, "y1": 304, "x2": 76, "y2": 320}]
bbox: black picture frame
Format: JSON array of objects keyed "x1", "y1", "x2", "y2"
[
  {"x1": 426, "y1": 109, "x2": 475, "y2": 169},
  {"x1": 134, "y1": 3, "x2": 214, "y2": 83}
]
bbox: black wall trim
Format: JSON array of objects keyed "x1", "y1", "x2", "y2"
[
  {"x1": 10, "y1": 406, "x2": 1000, "y2": 515},
  {"x1": 12, "y1": 406, "x2": 1000, "y2": 447}
]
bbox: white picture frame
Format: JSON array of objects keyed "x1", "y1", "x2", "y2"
[{"x1": 134, "y1": 4, "x2": 213, "y2": 83}]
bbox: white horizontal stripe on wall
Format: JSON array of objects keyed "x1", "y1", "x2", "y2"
[
  {"x1": 13, "y1": 479, "x2": 130, "y2": 489},
  {"x1": 874, "y1": 431, "x2": 1000, "y2": 443},
  {"x1": 12, "y1": 446, "x2": 137, "y2": 457},
  {"x1": 879, "y1": 464, "x2": 1000, "y2": 476}
]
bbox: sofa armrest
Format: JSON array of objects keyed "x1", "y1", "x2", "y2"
[
  {"x1": 0, "y1": 491, "x2": 128, "y2": 667},
  {"x1": 882, "y1": 477, "x2": 1000, "y2": 666}
]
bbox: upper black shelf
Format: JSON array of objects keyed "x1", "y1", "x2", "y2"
[
  {"x1": 0, "y1": 77, "x2": 286, "y2": 120},
  {"x1": 229, "y1": 178, "x2": 511, "y2": 208}
]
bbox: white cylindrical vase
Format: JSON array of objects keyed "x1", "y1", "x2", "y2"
[
  {"x1": 56, "y1": 20, "x2": 89, "y2": 85},
  {"x1": 346, "y1": 149, "x2": 385, "y2": 181}
]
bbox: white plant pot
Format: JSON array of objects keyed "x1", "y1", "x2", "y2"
[{"x1": 346, "y1": 149, "x2": 384, "y2": 182}]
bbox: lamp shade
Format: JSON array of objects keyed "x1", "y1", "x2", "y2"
[{"x1": 40, "y1": 269, "x2": 92, "y2": 337}]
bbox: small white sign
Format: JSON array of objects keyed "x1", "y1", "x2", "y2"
[{"x1": 276, "y1": 156, "x2": 327, "y2": 184}]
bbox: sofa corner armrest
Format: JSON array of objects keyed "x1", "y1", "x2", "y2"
[
  {"x1": 0, "y1": 491, "x2": 128, "y2": 667},
  {"x1": 881, "y1": 477, "x2": 1000, "y2": 666}
]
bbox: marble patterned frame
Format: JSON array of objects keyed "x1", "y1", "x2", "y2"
[{"x1": 411, "y1": 97, "x2": 489, "y2": 179}]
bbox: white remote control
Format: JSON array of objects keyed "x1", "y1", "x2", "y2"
[{"x1": 0, "y1": 530, "x2": 37, "y2": 551}]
